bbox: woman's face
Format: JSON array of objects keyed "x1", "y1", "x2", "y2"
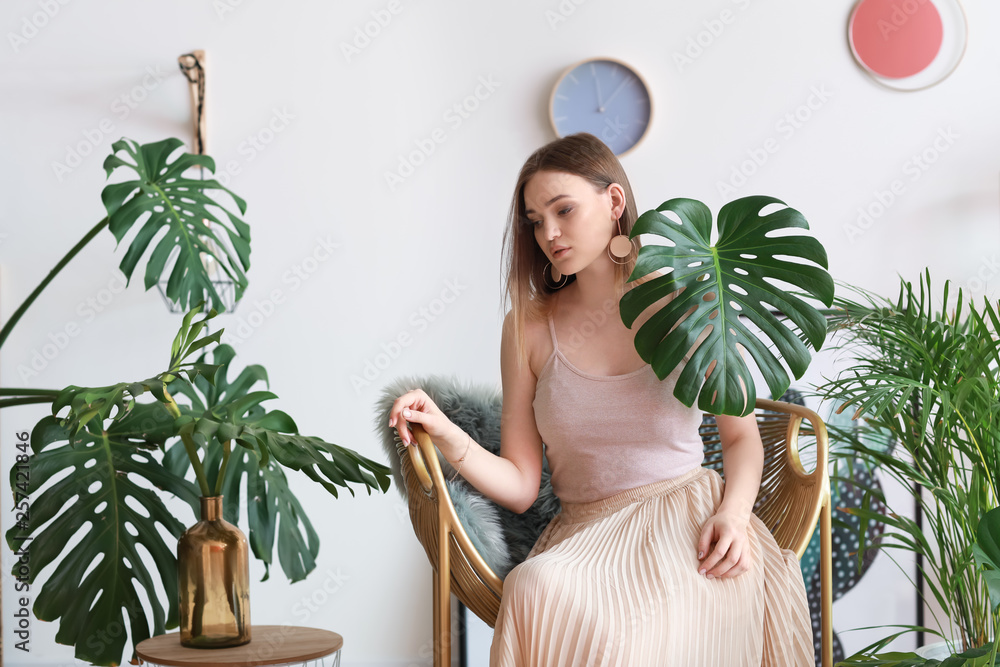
[{"x1": 523, "y1": 170, "x2": 623, "y2": 277}]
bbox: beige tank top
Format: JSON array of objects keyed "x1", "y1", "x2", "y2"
[{"x1": 532, "y1": 301, "x2": 705, "y2": 504}]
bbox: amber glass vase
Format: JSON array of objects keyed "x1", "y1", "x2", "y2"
[{"x1": 177, "y1": 496, "x2": 251, "y2": 647}]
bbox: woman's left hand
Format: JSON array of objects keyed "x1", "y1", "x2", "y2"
[{"x1": 696, "y1": 509, "x2": 754, "y2": 579}]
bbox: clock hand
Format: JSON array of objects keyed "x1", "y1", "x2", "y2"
[
  {"x1": 593, "y1": 64, "x2": 604, "y2": 111},
  {"x1": 602, "y1": 75, "x2": 634, "y2": 109}
]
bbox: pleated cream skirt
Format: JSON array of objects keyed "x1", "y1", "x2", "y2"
[{"x1": 489, "y1": 466, "x2": 813, "y2": 666}]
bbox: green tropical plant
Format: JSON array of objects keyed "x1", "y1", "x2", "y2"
[
  {"x1": 816, "y1": 271, "x2": 1000, "y2": 655},
  {"x1": 1, "y1": 137, "x2": 391, "y2": 666},
  {"x1": 837, "y1": 632, "x2": 997, "y2": 666},
  {"x1": 836, "y1": 507, "x2": 1000, "y2": 666},
  {"x1": 619, "y1": 195, "x2": 835, "y2": 417},
  {"x1": 0, "y1": 136, "x2": 249, "y2": 358}
]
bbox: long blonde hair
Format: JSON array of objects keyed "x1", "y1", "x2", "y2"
[{"x1": 500, "y1": 133, "x2": 650, "y2": 371}]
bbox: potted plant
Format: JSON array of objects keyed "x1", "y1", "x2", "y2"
[
  {"x1": 2, "y1": 138, "x2": 391, "y2": 665},
  {"x1": 836, "y1": 506, "x2": 1000, "y2": 666},
  {"x1": 815, "y1": 271, "x2": 1000, "y2": 656}
]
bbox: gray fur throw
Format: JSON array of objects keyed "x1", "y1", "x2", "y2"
[{"x1": 373, "y1": 374, "x2": 561, "y2": 579}]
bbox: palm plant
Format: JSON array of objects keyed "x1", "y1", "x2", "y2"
[
  {"x1": 2, "y1": 137, "x2": 391, "y2": 666},
  {"x1": 837, "y1": 506, "x2": 1000, "y2": 666},
  {"x1": 816, "y1": 271, "x2": 1000, "y2": 652}
]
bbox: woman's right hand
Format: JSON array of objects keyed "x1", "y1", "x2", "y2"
[{"x1": 388, "y1": 388, "x2": 463, "y2": 458}]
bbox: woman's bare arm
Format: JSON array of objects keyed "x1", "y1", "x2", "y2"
[
  {"x1": 444, "y1": 312, "x2": 543, "y2": 512},
  {"x1": 714, "y1": 413, "x2": 764, "y2": 521},
  {"x1": 389, "y1": 311, "x2": 543, "y2": 514}
]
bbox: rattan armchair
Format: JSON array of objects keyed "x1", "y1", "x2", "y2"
[{"x1": 396, "y1": 398, "x2": 832, "y2": 667}]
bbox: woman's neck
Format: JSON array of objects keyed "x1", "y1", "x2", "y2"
[{"x1": 565, "y1": 255, "x2": 621, "y2": 313}]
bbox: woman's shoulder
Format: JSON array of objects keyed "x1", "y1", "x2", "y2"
[
  {"x1": 622, "y1": 276, "x2": 696, "y2": 363},
  {"x1": 502, "y1": 299, "x2": 551, "y2": 330},
  {"x1": 502, "y1": 302, "x2": 554, "y2": 379},
  {"x1": 623, "y1": 271, "x2": 682, "y2": 330}
]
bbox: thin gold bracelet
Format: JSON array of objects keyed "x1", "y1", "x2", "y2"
[{"x1": 448, "y1": 434, "x2": 472, "y2": 482}]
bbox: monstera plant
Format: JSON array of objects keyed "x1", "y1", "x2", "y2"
[
  {"x1": 1, "y1": 137, "x2": 391, "y2": 666},
  {"x1": 0, "y1": 137, "x2": 248, "y2": 355},
  {"x1": 619, "y1": 196, "x2": 835, "y2": 417}
]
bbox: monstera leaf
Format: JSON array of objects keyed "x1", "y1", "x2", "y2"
[
  {"x1": 50, "y1": 305, "x2": 222, "y2": 440},
  {"x1": 164, "y1": 342, "x2": 354, "y2": 582},
  {"x1": 620, "y1": 196, "x2": 834, "y2": 416},
  {"x1": 224, "y1": 448, "x2": 320, "y2": 583},
  {"x1": 166, "y1": 441, "x2": 320, "y2": 584},
  {"x1": 4, "y1": 407, "x2": 200, "y2": 666},
  {"x1": 166, "y1": 343, "x2": 391, "y2": 498},
  {"x1": 101, "y1": 137, "x2": 251, "y2": 312},
  {"x1": 5, "y1": 306, "x2": 391, "y2": 666}
]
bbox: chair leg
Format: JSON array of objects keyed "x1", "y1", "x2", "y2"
[
  {"x1": 433, "y1": 567, "x2": 450, "y2": 667},
  {"x1": 820, "y1": 493, "x2": 833, "y2": 667},
  {"x1": 434, "y1": 521, "x2": 451, "y2": 667}
]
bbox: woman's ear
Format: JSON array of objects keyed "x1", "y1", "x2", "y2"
[{"x1": 608, "y1": 183, "x2": 627, "y2": 220}]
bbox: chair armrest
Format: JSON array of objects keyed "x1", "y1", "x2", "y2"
[
  {"x1": 752, "y1": 399, "x2": 830, "y2": 559},
  {"x1": 406, "y1": 424, "x2": 434, "y2": 494},
  {"x1": 408, "y1": 424, "x2": 505, "y2": 599}
]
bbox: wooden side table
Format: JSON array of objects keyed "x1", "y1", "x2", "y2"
[{"x1": 136, "y1": 626, "x2": 343, "y2": 667}]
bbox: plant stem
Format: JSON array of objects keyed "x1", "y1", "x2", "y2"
[
  {"x1": 955, "y1": 406, "x2": 998, "y2": 507},
  {"x1": 180, "y1": 432, "x2": 211, "y2": 497},
  {"x1": 214, "y1": 440, "x2": 231, "y2": 496},
  {"x1": 161, "y1": 385, "x2": 182, "y2": 419},
  {"x1": 0, "y1": 397, "x2": 57, "y2": 409},
  {"x1": 0, "y1": 388, "x2": 61, "y2": 396},
  {"x1": 990, "y1": 616, "x2": 999, "y2": 667},
  {"x1": 0, "y1": 217, "x2": 109, "y2": 351},
  {"x1": 161, "y1": 385, "x2": 211, "y2": 497}
]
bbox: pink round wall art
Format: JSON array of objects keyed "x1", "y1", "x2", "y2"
[{"x1": 848, "y1": 0, "x2": 968, "y2": 91}]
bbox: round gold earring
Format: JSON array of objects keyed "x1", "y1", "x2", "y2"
[
  {"x1": 608, "y1": 216, "x2": 635, "y2": 265},
  {"x1": 543, "y1": 261, "x2": 569, "y2": 289}
]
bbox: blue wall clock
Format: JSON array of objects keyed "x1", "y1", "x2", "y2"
[{"x1": 548, "y1": 57, "x2": 653, "y2": 157}]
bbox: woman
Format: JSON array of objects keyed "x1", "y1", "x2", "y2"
[{"x1": 387, "y1": 133, "x2": 812, "y2": 665}]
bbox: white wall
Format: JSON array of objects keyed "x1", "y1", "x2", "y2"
[{"x1": 1, "y1": 0, "x2": 998, "y2": 664}]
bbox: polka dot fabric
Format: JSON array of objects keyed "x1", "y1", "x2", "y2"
[{"x1": 776, "y1": 389, "x2": 890, "y2": 666}]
